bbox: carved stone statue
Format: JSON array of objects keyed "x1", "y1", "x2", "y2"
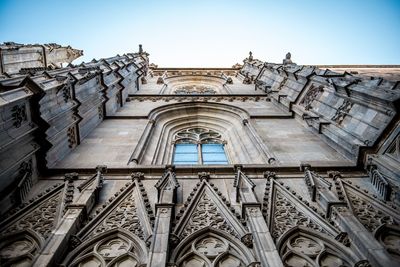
[
  {"x1": 248, "y1": 51, "x2": 253, "y2": 61},
  {"x1": 139, "y1": 44, "x2": 143, "y2": 54},
  {"x1": 283, "y1": 52, "x2": 293, "y2": 65}
]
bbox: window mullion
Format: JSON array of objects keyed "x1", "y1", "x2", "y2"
[{"x1": 198, "y1": 142, "x2": 202, "y2": 164}]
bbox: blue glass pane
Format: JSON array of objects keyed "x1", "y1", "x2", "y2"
[
  {"x1": 173, "y1": 153, "x2": 198, "y2": 162},
  {"x1": 203, "y1": 161, "x2": 229, "y2": 165},
  {"x1": 173, "y1": 144, "x2": 198, "y2": 164},
  {"x1": 202, "y1": 144, "x2": 224, "y2": 153},
  {"x1": 201, "y1": 144, "x2": 228, "y2": 165},
  {"x1": 175, "y1": 144, "x2": 198, "y2": 153},
  {"x1": 174, "y1": 161, "x2": 198, "y2": 165}
]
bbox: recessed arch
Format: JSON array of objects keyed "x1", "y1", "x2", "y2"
[
  {"x1": 169, "y1": 227, "x2": 256, "y2": 267},
  {"x1": 163, "y1": 75, "x2": 229, "y2": 94},
  {"x1": 0, "y1": 229, "x2": 44, "y2": 266},
  {"x1": 131, "y1": 102, "x2": 274, "y2": 165},
  {"x1": 62, "y1": 228, "x2": 148, "y2": 267},
  {"x1": 277, "y1": 226, "x2": 361, "y2": 267}
]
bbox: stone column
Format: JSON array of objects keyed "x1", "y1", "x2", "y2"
[
  {"x1": 148, "y1": 203, "x2": 174, "y2": 267},
  {"x1": 243, "y1": 204, "x2": 283, "y2": 267},
  {"x1": 332, "y1": 207, "x2": 398, "y2": 267},
  {"x1": 148, "y1": 166, "x2": 179, "y2": 267},
  {"x1": 129, "y1": 119, "x2": 156, "y2": 165},
  {"x1": 235, "y1": 167, "x2": 283, "y2": 266},
  {"x1": 32, "y1": 166, "x2": 105, "y2": 267}
]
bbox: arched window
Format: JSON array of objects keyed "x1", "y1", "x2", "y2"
[{"x1": 173, "y1": 128, "x2": 228, "y2": 165}]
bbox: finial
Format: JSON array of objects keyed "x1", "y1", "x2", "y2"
[
  {"x1": 283, "y1": 52, "x2": 294, "y2": 65},
  {"x1": 248, "y1": 51, "x2": 253, "y2": 61}
]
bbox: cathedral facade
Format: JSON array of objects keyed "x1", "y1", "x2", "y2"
[{"x1": 0, "y1": 43, "x2": 399, "y2": 267}]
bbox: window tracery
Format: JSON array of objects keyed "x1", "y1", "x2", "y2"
[
  {"x1": 173, "y1": 128, "x2": 228, "y2": 165},
  {"x1": 278, "y1": 227, "x2": 358, "y2": 267},
  {"x1": 64, "y1": 230, "x2": 147, "y2": 267},
  {"x1": 176, "y1": 234, "x2": 246, "y2": 267}
]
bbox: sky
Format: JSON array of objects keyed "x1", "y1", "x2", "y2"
[{"x1": 0, "y1": 0, "x2": 399, "y2": 67}]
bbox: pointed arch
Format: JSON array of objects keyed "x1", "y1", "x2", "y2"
[
  {"x1": 170, "y1": 227, "x2": 256, "y2": 267},
  {"x1": 172, "y1": 180, "x2": 248, "y2": 241},
  {"x1": 62, "y1": 228, "x2": 148, "y2": 267},
  {"x1": 131, "y1": 102, "x2": 275, "y2": 165},
  {"x1": 340, "y1": 179, "x2": 400, "y2": 233},
  {"x1": 277, "y1": 226, "x2": 360, "y2": 267},
  {"x1": 76, "y1": 179, "x2": 153, "y2": 242},
  {"x1": 374, "y1": 224, "x2": 400, "y2": 262},
  {"x1": 107, "y1": 251, "x2": 141, "y2": 267},
  {"x1": 265, "y1": 178, "x2": 339, "y2": 240},
  {"x1": 0, "y1": 229, "x2": 44, "y2": 266},
  {"x1": 0, "y1": 183, "x2": 64, "y2": 241}
]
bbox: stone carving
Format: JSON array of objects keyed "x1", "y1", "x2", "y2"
[
  {"x1": 116, "y1": 93, "x2": 122, "y2": 106},
  {"x1": 241, "y1": 233, "x2": 253, "y2": 248},
  {"x1": 176, "y1": 235, "x2": 246, "y2": 267},
  {"x1": 248, "y1": 51, "x2": 253, "y2": 61},
  {"x1": 89, "y1": 192, "x2": 144, "y2": 240},
  {"x1": 181, "y1": 193, "x2": 240, "y2": 239},
  {"x1": 335, "y1": 232, "x2": 351, "y2": 247},
  {"x1": 283, "y1": 52, "x2": 293, "y2": 65},
  {"x1": 276, "y1": 77, "x2": 288, "y2": 91},
  {"x1": 272, "y1": 192, "x2": 327, "y2": 239},
  {"x1": 62, "y1": 172, "x2": 78, "y2": 213},
  {"x1": 0, "y1": 232, "x2": 41, "y2": 267},
  {"x1": 279, "y1": 231, "x2": 354, "y2": 267},
  {"x1": 4, "y1": 192, "x2": 61, "y2": 239},
  {"x1": 157, "y1": 76, "x2": 164, "y2": 84},
  {"x1": 97, "y1": 238, "x2": 129, "y2": 259},
  {"x1": 386, "y1": 134, "x2": 400, "y2": 161},
  {"x1": 375, "y1": 224, "x2": 400, "y2": 261},
  {"x1": 355, "y1": 260, "x2": 373, "y2": 267},
  {"x1": 57, "y1": 77, "x2": 74, "y2": 103},
  {"x1": 19, "y1": 67, "x2": 47, "y2": 75},
  {"x1": 331, "y1": 99, "x2": 353, "y2": 124},
  {"x1": 346, "y1": 190, "x2": 394, "y2": 232},
  {"x1": 174, "y1": 85, "x2": 216, "y2": 95},
  {"x1": 198, "y1": 172, "x2": 210, "y2": 182},
  {"x1": 77, "y1": 71, "x2": 101, "y2": 85},
  {"x1": 368, "y1": 166, "x2": 392, "y2": 200},
  {"x1": 0, "y1": 239, "x2": 35, "y2": 258},
  {"x1": 67, "y1": 126, "x2": 77, "y2": 148},
  {"x1": 16, "y1": 160, "x2": 33, "y2": 204},
  {"x1": 303, "y1": 167, "x2": 332, "y2": 201},
  {"x1": 128, "y1": 95, "x2": 271, "y2": 102},
  {"x1": 300, "y1": 84, "x2": 324, "y2": 110},
  {"x1": 11, "y1": 104, "x2": 27, "y2": 128},
  {"x1": 98, "y1": 105, "x2": 104, "y2": 119},
  {"x1": 242, "y1": 73, "x2": 252, "y2": 84},
  {"x1": 67, "y1": 233, "x2": 145, "y2": 267},
  {"x1": 174, "y1": 127, "x2": 223, "y2": 144}
]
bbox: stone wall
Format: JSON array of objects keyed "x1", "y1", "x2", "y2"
[
  {"x1": 0, "y1": 48, "x2": 399, "y2": 267},
  {"x1": 0, "y1": 46, "x2": 148, "y2": 213}
]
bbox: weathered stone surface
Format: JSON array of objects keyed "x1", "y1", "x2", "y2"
[{"x1": 0, "y1": 47, "x2": 399, "y2": 267}]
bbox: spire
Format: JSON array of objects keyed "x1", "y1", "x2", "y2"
[{"x1": 155, "y1": 165, "x2": 180, "y2": 203}]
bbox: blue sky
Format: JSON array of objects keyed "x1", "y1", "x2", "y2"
[{"x1": 1, "y1": 0, "x2": 399, "y2": 66}]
